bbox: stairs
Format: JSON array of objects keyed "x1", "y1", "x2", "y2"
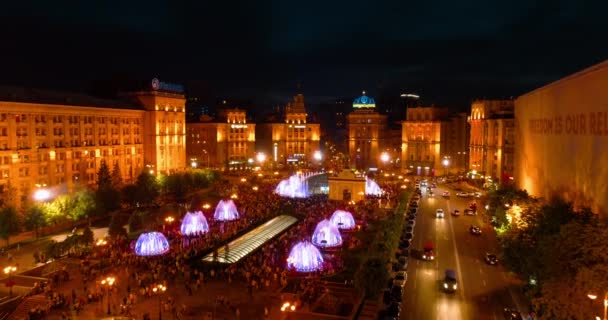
[{"x1": 8, "y1": 295, "x2": 48, "y2": 320}]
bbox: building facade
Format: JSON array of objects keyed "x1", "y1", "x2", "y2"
[
  {"x1": 401, "y1": 107, "x2": 448, "y2": 176},
  {"x1": 256, "y1": 94, "x2": 320, "y2": 167},
  {"x1": 0, "y1": 81, "x2": 186, "y2": 205},
  {"x1": 515, "y1": 60, "x2": 608, "y2": 216},
  {"x1": 186, "y1": 109, "x2": 256, "y2": 170},
  {"x1": 440, "y1": 112, "x2": 470, "y2": 174},
  {"x1": 347, "y1": 93, "x2": 387, "y2": 170},
  {"x1": 469, "y1": 100, "x2": 515, "y2": 182}
]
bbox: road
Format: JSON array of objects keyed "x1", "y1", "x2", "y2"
[{"x1": 400, "y1": 185, "x2": 525, "y2": 320}]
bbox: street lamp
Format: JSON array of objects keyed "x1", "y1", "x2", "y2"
[
  {"x1": 100, "y1": 276, "x2": 115, "y2": 315},
  {"x1": 164, "y1": 216, "x2": 174, "y2": 232},
  {"x1": 588, "y1": 292, "x2": 608, "y2": 320},
  {"x1": 442, "y1": 158, "x2": 450, "y2": 176},
  {"x1": 153, "y1": 284, "x2": 167, "y2": 320},
  {"x1": 313, "y1": 150, "x2": 322, "y2": 161},
  {"x1": 3, "y1": 266, "x2": 17, "y2": 296},
  {"x1": 256, "y1": 152, "x2": 267, "y2": 165},
  {"x1": 380, "y1": 152, "x2": 390, "y2": 171},
  {"x1": 33, "y1": 188, "x2": 51, "y2": 202}
]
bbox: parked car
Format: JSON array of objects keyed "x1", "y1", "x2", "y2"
[
  {"x1": 451, "y1": 209, "x2": 460, "y2": 216},
  {"x1": 393, "y1": 271, "x2": 407, "y2": 287},
  {"x1": 456, "y1": 192, "x2": 469, "y2": 197}
]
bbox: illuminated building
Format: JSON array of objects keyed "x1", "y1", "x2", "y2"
[
  {"x1": 515, "y1": 60, "x2": 608, "y2": 216},
  {"x1": 401, "y1": 106, "x2": 447, "y2": 176},
  {"x1": 347, "y1": 92, "x2": 387, "y2": 170},
  {"x1": 186, "y1": 108, "x2": 255, "y2": 170},
  {"x1": 0, "y1": 79, "x2": 186, "y2": 205},
  {"x1": 256, "y1": 94, "x2": 320, "y2": 166},
  {"x1": 468, "y1": 99, "x2": 515, "y2": 182},
  {"x1": 401, "y1": 107, "x2": 468, "y2": 176}
]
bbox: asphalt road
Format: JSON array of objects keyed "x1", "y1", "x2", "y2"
[{"x1": 400, "y1": 185, "x2": 525, "y2": 320}]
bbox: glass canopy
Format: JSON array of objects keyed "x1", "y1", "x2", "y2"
[{"x1": 202, "y1": 215, "x2": 298, "y2": 264}]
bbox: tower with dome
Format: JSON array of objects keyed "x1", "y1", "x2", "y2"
[{"x1": 347, "y1": 91, "x2": 388, "y2": 170}]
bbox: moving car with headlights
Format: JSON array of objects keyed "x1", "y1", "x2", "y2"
[
  {"x1": 436, "y1": 209, "x2": 445, "y2": 218},
  {"x1": 456, "y1": 191, "x2": 469, "y2": 197},
  {"x1": 464, "y1": 208, "x2": 476, "y2": 216},
  {"x1": 485, "y1": 253, "x2": 498, "y2": 265},
  {"x1": 470, "y1": 225, "x2": 482, "y2": 235},
  {"x1": 443, "y1": 269, "x2": 458, "y2": 293},
  {"x1": 451, "y1": 209, "x2": 460, "y2": 217},
  {"x1": 442, "y1": 191, "x2": 450, "y2": 197},
  {"x1": 422, "y1": 242, "x2": 435, "y2": 261}
]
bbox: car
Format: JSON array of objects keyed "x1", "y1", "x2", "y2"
[
  {"x1": 422, "y1": 242, "x2": 435, "y2": 261},
  {"x1": 442, "y1": 191, "x2": 450, "y2": 197},
  {"x1": 485, "y1": 253, "x2": 498, "y2": 265},
  {"x1": 407, "y1": 220, "x2": 415, "y2": 227},
  {"x1": 428, "y1": 191, "x2": 434, "y2": 197},
  {"x1": 399, "y1": 240, "x2": 411, "y2": 249},
  {"x1": 403, "y1": 232, "x2": 413, "y2": 240},
  {"x1": 436, "y1": 209, "x2": 445, "y2": 218},
  {"x1": 390, "y1": 285, "x2": 403, "y2": 301},
  {"x1": 407, "y1": 216, "x2": 415, "y2": 223},
  {"x1": 451, "y1": 209, "x2": 460, "y2": 216},
  {"x1": 503, "y1": 308, "x2": 523, "y2": 320},
  {"x1": 469, "y1": 202, "x2": 478, "y2": 211},
  {"x1": 386, "y1": 301, "x2": 401, "y2": 318},
  {"x1": 431, "y1": 183, "x2": 437, "y2": 188},
  {"x1": 464, "y1": 208, "x2": 476, "y2": 216},
  {"x1": 456, "y1": 192, "x2": 469, "y2": 197},
  {"x1": 393, "y1": 271, "x2": 407, "y2": 287},
  {"x1": 410, "y1": 202, "x2": 418, "y2": 208},
  {"x1": 473, "y1": 192, "x2": 482, "y2": 198},
  {"x1": 405, "y1": 225, "x2": 414, "y2": 233},
  {"x1": 443, "y1": 269, "x2": 458, "y2": 293},
  {"x1": 470, "y1": 225, "x2": 482, "y2": 235}
]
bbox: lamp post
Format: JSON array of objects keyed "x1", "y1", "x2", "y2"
[
  {"x1": 442, "y1": 158, "x2": 450, "y2": 177},
  {"x1": 101, "y1": 276, "x2": 115, "y2": 315},
  {"x1": 152, "y1": 284, "x2": 167, "y2": 320},
  {"x1": 203, "y1": 150, "x2": 210, "y2": 168},
  {"x1": 164, "y1": 216, "x2": 174, "y2": 232},
  {"x1": 380, "y1": 152, "x2": 390, "y2": 172},
  {"x1": 588, "y1": 292, "x2": 608, "y2": 320},
  {"x1": 3, "y1": 266, "x2": 17, "y2": 296}
]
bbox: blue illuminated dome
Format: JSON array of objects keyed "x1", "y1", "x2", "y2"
[
  {"x1": 181, "y1": 211, "x2": 210, "y2": 236},
  {"x1": 353, "y1": 91, "x2": 376, "y2": 109},
  {"x1": 311, "y1": 219, "x2": 343, "y2": 248},
  {"x1": 330, "y1": 210, "x2": 356, "y2": 230},
  {"x1": 134, "y1": 231, "x2": 170, "y2": 256}
]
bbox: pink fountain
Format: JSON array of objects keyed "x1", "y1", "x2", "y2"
[
  {"x1": 213, "y1": 200, "x2": 240, "y2": 221},
  {"x1": 180, "y1": 211, "x2": 210, "y2": 235},
  {"x1": 311, "y1": 219, "x2": 343, "y2": 248},
  {"x1": 287, "y1": 241, "x2": 324, "y2": 272}
]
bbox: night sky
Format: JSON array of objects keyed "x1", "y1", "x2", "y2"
[{"x1": 1, "y1": 0, "x2": 607, "y2": 110}]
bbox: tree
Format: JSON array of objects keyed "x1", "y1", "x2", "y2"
[
  {"x1": 134, "y1": 170, "x2": 159, "y2": 206},
  {"x1": 96, "y1": 161, "x2": 120, "y2": 213},
  {"x1": 122, "y1": 184, "x2": 139, "y2": 207},
  {"x1": 108, "y1": 213, "x2": 127, "y2": 238},
  {"x1": 110, "y1": 162, "x2": 123, "y2": 191},
  {"x1": 0, "y1": 206, "x2": 21, "y2": 245},
  {"x1": 81, "y1": 226, "x2": 94, "y2": 245},
  {"x1": 24, "y1": 204, "x2": 47, "y2": 239},
  {"x1": 355, "y1": 257, "x2": 390, "y2": 298},
  {"x1": 71, "y1": 190, "x2": 97, "y2": 221}
]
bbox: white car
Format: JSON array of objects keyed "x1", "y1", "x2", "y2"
[
  {"x1": 456, "y1": 192, "x2": 469, "y2": 197},
  {"x1": 436, "y1": 209, "x2": 445, "y2": 218},
  {"x1": 393, "y1": 271, "x2": 407, "y2": 288}
]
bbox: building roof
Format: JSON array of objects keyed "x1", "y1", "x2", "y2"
[
  {"x1": 0, "y1": 86, "x2": 141, "y2": 110},
  {"x1": 353, "y1": 91, "x2": 376, "y2": 109}
]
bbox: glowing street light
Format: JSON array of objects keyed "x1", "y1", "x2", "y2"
[
  {"x1": 165, "y1": 216, "x2": 175, "y2": 224},
  {"x1": 313, "y1": 150, "x2": 322, "y2": 161},
  {"x1": 33, "y1": 188, "x2": 51, "y2": 202},
  {"x1": 153, "y1": 284, "x2": 168, "y2": 320},
  {"x1": 380, "y1": 152, "x2": 390, "y2": 163},
  {"x1": 96, "y1": 239, "x2": 107, "y2": 246},
  {"x1": 256, "y1": 152, "x2": 267, "y2": 164},
  {"x1": 191, "y1": 161, "x2": 198, "y2": 168},
  {"x1": 588, "y1": 291, "x2": 608, "y2": 320},
  {"x1": 442, "y1": 158, "x2": 450, "y2": 176},
  {"x1": 252, "y1": 186, "x2": 259, "y2": 191},
  {"x1": 230, "y1": 193, "x2": 238, "y2": 199},
  {"x1": 202, "y1": 203, "x2": 211, "y2": 210},
  {"x1": 3, "y1": 266, "x2": 17, "y2": 296},
  {"x1": 101, "y1": 276, "x2": 116, "y2": 315}
]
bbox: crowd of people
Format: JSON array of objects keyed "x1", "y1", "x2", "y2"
[{"x1": 33, "y1": 173, "x2": 394, "y2": 319}]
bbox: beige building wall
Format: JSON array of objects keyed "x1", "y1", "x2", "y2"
[
  {"x1": 348, "y1": 111, "x2": 387, "y2": 170},
  {"x1": 401, "y1": 107, "x2": 447, "y2": 176},
  {"x1": 515, "y1": 60, "x2": 608, "y2": 216}
]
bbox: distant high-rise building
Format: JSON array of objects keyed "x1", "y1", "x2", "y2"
[
  {"x1": 347, "y1": 92, "x2": 387, "y2": 170},
  {"x1": 256, "y1": 94, "x2": 320, "y2": 167},
  {"x1": 469, "y1": 99, "x2": 515, "y2": 182}
]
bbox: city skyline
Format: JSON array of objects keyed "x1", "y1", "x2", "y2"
[{"x1": 1, "y1": 1, "x2": 607, "y2": 110}]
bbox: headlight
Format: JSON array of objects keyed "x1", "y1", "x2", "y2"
[
  {"x1": 422, "y1": 255, "x2": 426, "y2": 259},
  {"x1": 453, "y1": 284, "x2": 457, "y2": 289},
  {"x1": 430, "y1": 256, "x2": 434, "y2": 260},
  {"x1": 443, "y1": 283, "x2": 448, "y2": 289}
]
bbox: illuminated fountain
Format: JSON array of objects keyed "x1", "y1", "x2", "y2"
[
  {"x1": 214, "y1": 200, "x2": 240, "y2": 221},
  {"x1": 311, "y1": 219, "x2": 343, "y2": 248},
  {"x1": 180, "y1": 211, "x2": 210, "y2": 235},
  {"x1": 329, "y1": 210, "x2": 356, "y2": 230},
  {"x1": 365, "y1": 177, "x2": 383, "y2": 196},
  {"x1": 275, "y1": 172, "x2": 311, "y2": 198},
  {"x1": 286, "y1": 241, "x2": 324, "y2": 272},
  {"x1": 134, "y1": 231, "x2": 170, "y2": 256}
]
